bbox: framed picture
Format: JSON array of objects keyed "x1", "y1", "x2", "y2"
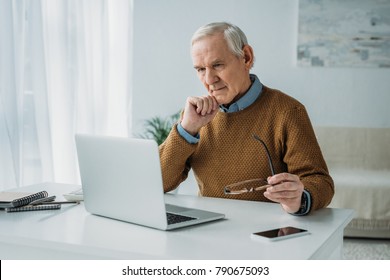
[{"x1": 297, "y1": 0, "x2": 390, "y2": 68}]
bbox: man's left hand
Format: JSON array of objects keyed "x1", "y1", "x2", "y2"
[{"x1": 264, "y1": 173, "x2": 304, "y2": 214}]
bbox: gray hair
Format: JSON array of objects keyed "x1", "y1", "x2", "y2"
[{"x1": 191, "y1": 22, "x2": 249, "y2": 58}]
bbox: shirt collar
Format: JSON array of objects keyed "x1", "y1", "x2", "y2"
[{"x1": 219, "y1": 74, "x2": 263, "y2": 113}]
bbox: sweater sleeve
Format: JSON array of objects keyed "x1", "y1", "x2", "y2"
[
  {"x1": 280, "y1": 106, "x2": 334, "y2": 213},
  {"x1": 159, "y1": 124, "x2": 198, "y2": 192}
]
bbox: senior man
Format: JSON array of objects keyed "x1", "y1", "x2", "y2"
[{"x1": 159, "y1": 22, "x2": 334, "y2": 215}]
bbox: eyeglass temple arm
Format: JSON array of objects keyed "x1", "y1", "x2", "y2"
[{"x1": 253, "y1": 134, "x2": 276, "y2": 176}]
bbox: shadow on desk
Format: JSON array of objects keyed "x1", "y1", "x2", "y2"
[
  {"x1": 37, "y1": 203, "x2": 80, "y2": 222},
  {"x1": 82, "y1": 214, "x2": 168, "y2": 258}
]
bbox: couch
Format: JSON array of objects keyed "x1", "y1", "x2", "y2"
[{"x1": 314, "y1": 127, "x2": 390, "y2": 239}]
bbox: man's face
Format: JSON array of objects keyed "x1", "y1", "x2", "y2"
[{"x1": 191, "y1": 33, "x2": 251, "y2": 106}]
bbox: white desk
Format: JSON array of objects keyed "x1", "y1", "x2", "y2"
[{"x1": 0, "y1": 182, "x2": 354, "y2": 259}]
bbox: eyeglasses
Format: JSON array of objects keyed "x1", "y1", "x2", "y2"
[{"x1": 224, "y1": 134, "x2": 275, "y2": 195}]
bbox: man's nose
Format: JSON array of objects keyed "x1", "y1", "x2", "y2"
[{"x1": 205, "y1": 68, "x2": 218, "y2": 85}]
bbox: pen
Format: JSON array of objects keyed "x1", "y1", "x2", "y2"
[
  {"x1": 29, "y1": 195, "x2": 56, "y2": 205},
  {"x1": 32, "y1": 201, "x2": 80, "y2": 205}
]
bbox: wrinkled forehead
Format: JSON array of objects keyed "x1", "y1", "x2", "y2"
[{"x1": 191, "y1": 34, "x2": 232, "y2": 63}]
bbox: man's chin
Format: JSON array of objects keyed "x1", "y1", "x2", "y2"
[
  {"x1": 215, "y1": 96, "x2": 233, "y2": 106},
  {"x1": 211, "y1": 93, "x2": 230, "y2": 105}
]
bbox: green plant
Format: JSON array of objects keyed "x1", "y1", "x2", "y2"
[{"x1": 140, "y1": 111, "x2": 180, "y2": 145}]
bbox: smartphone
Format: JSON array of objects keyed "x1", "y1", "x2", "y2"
[{"x1": 251, "y1": 226, "x2": 309, "y2": 242}]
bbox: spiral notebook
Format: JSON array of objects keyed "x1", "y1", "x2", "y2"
[{"x1": 0, "y1": 190, "x2": 48, "y2": 208}]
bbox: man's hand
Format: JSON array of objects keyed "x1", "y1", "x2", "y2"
[
  {"x1": 180, "y1": 95, "x2": 219, "y2": 136},
  {"x1": 264, "y1": 173, "x2": 304, "y2": 214}
]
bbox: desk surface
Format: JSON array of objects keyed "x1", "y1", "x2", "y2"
[{"x1": 0, "y1": 182, "x2": 354, "y2": 260}]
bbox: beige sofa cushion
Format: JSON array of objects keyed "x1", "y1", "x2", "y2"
[
  {"x1": 314, "y1": 127, "x2": 390, "y2": 239},
  {"x1": 329, "y1": 169, "x2": 390, "y2": 238},
  {"x1": 315, "y1": 127, "x2": 390, "y2": 170}
]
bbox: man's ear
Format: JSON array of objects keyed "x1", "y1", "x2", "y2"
[{"x1": 242, "y1": 45, "x2": 254, "y2": 69}]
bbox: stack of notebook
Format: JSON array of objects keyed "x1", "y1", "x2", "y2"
[{"x1": 0, "y1": 190, "x2": 61, "y2": 212}]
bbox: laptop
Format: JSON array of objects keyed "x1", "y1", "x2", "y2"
[{"x1": 75, "y1": 134, "x2": 225, "y2": 230}]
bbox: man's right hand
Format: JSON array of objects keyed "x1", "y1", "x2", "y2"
[{"x1": 180, "y1": 95, "x2": 219, "y2": 136}]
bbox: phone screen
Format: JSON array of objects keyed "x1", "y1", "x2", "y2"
[{"x1": 252, "y1": 226, "x2": 309, "y2": 241}]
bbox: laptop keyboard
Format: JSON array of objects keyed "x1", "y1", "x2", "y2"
[{"x1": 166, "y1": 212, "x2": 197, "y2": 225}]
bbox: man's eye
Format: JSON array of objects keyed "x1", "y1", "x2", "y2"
[
  {"x1": 214, "y1": 64, "x2": 223, "y2": 69},
  {"x1": 196, "y1": 68, "x2": 205, "y2": 73}
]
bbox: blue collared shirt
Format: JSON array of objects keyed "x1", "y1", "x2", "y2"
[{"x1": 219, "y1": 74, "x2": 262, "y2": 113}]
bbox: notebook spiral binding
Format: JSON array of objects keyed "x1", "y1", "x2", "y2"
[
  {"x1": 6, "y1": 203, "x2": 61, "y2": 213},
  {"x1": 12, "y1": 191, "x2": 48, "y2": 208}
]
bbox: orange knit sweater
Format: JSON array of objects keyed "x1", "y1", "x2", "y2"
[{"x1": 159, "y1": 86, "x2": 334, "y2": 213}]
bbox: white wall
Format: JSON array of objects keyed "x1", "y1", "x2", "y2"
[{"x1": 132, "y1": 0, "x2": 390, "y2": 136}]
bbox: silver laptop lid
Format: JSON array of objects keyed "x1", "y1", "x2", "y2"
[{"x1": 75, "y1": 134, "x2": 169, "y2": 230}]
